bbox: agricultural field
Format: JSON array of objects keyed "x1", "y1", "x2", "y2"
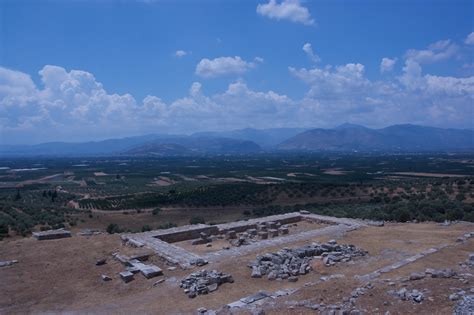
[{"x1": 0, "y1": 153, "x2": 473, "y2": 239}]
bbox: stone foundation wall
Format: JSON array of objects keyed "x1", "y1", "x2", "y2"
[
  {"x1": 154, "y1": 225, "x2": 219, "y2": 243},
  {"x1": 217, "y1": 213, "x2": 303, "y2": 234}
]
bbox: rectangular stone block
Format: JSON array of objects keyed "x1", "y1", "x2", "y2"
[
  {"x1": 141, "y1": 265, "x2": 163, "y2": 279},
  {"x1": 32, "y1": 229, "x2": 71, "y2": 240},
  {"x1": 225, "y1": 230, "x2": 237, "y2": 240},
  {"x1": 119, "y1": 271, "x2": 134, "y2": 283},
  {"x1": 129, "y1": 253, "x2": 151, "y2": 261},
  {"x1": 247, "y1": 229, "x2": 257, "y2": 235},
  {"x1": 268, "y1": 229, "x2": 279, "y2": 238},
  {"x1": 266, "y1": 221, "x2": 277, "y2": 229},
  {"x1": 278, "y1": 227, "x2": 289, "y2": 235},
  {"x1": 258, "y1": 231, "x2": 268, "y2": 239}
]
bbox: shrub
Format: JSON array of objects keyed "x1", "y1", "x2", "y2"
[
  {"x1": 152, "y1": 208, "x2": 161, "y2": 215},
  {"x1": 189, "y1": 216, "x2": 205, "y2": 225},
  {"x1": 106, "y1": 223, "x2": 122, "y2": 234},
  {"x1": 157, "y1": 222, "x2": 177, "y2": 229},
  {"x1": 141, "y1": 225, "x2": 152, "y2": 232}
]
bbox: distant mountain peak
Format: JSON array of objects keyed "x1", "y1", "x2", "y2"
[
  {"x1": 335, "y1": 123, "x2": 368, "y2": 130},
  {"x1": 279, "y1": 124, "x2": 474, "y2": 152}
]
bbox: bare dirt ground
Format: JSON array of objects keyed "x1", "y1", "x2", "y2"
[
  {"x1": 71, "y1": 207, "x2": 249, "y2": 232},
  {"x1": 1, "y1": 222, "x2": 473, "y2": 314}
]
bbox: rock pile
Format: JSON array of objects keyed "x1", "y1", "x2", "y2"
[
  {"x1": 180, "y1": 269, "x2": 234, "y2": 298},
  {"x1": 248, "y1": 240, "x2": 367, "y2": 281},
  {"x1": 456, "y1": 231, "x2": 474, "y2": 243},
  {"x1": 453, "y1": 295, "x2": 474, "y2": 315},
  {"x1": 425, "y1": 268, "x2": 456, "y2": 278},
  {"x1": 389, "y1": 288, "x2": 424, "y2": 303},
  {"x1": 467, "y1": 253, "x2": 474, "y2": 267}
]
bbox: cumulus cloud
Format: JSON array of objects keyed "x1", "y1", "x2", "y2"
[
  {"x1": 195, "y1": 56, "x2": 257, "y2": 78},
  {"x1": 257, "y1": 0, "x2": 314, "y2": 26},
  {"x1": 0, "y1": 65, "x2": 295, "y2": 143},
  {"x1": 175, "y1": 50, "x2": 189, "y2": 57},
  {"x1": 465, "y1": 32, "x2": 474, "y2": 45},
  {"x1": 405, "y1": 39, "x2": 458, "y2": 64},
  {"x1": 289, "y1": 63, "x2": 369, "y2": 99},
  {"x1": 2, "y1": 35, "x2": 474, "y2": 144},
  {"x1": 302, "y1": 43, "x2": 320, "y2": 63},
  {"x1": 380, "y1": 57, "x2": 397, "y2": 73},
  {"x1": 289, "y1": 51, "x2": 474, "y2": 129}
]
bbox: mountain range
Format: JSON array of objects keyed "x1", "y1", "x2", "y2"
[
  {"x1": 278, "y1": 124, "x2": 474, "y2": 152},
  {"x1": 0, "y1": 124, "x2": 472, "y2": 156}
]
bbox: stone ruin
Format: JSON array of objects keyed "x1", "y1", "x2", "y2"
[
  {"x1": 225, "y1": 221, "x2": 291, "y2": 247},
  {"x1": 121, "y1": 212, "x2": 375, "y2": 269},
  {"x1": 248, "y1": 240, "x2": 368, "y2": 281},
  {"x1": 191, "y1": 232, "x2": 213, "y2": 245},
  {"x1": 111, "y1": 252, "x2": 163, "y2": 282},
  {"x1": 180, "y1": 269, "x2": 234, "y2": 298},
  {"x1": 32, "y1": 228, "x2": 71, "y2": 240}
]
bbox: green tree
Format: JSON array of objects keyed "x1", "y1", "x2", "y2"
[
  {"x1": 141, "y1": 225, "x2": 152, "y2": 232},
  {"x1": 106, "y1": 223, "x2": 122, "y2": 234},
  {"x1": 14, "y1": 189, "x2": 21, "y2": 201},
  {"x1": 189, "y1": 216, "x2": 205, "y2": 225}
]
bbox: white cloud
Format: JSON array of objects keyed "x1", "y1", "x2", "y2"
[
  {"x1": 257, "y1": 0, "x2": 314, "y2": 26},
  {"x1": 465, "y1": 32, "x2": 474, "y2": 45},
  {"x1": 289, "y1": 54, "x2": 474, "y2": 129},
  {"x1": 289, "y1": 63, "x2": 369, "y2": 99},
  {"x1": 380, "y1": 57, "x2": 397, "y2": 73},
  {"x1": 0, "y1": 65, "x2": 295, "y2": 143},
  {"x1": 405, "y1": 39, "x2": 458, "y2": 64},
  {"x1": 195, "y1": 56, "x2": 257, "y2": 78},
  {"x1": 302, "y1": 43, "x2": 320, "y2": 63},
  {"x1": 2, "y1": 34, "x2": 474, "y2": 144},
  {"x1": 175, "y1": 50, "x2": 189, "y2": 57}
]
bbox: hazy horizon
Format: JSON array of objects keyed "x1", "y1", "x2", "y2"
[{"x1": 1, "y1": 0, "x2": 473, "y2": 145}]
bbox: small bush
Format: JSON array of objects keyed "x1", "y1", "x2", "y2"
[
  {"x1": 189, "y1": 216, "x2": 205, "y2": 225},
  {"x1": 106, "y1": 223, "x2": 122, "y2": 234}
]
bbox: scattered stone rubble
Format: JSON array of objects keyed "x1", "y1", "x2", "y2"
[
  {"x1": 180, "y1": 269, "x2": 234, "y2": 298},
  {"x1": 453, "y1": 295, "x2": 474, "y2": 315},
  {"x1": 424, "y1": 268, "x2": 457, "y2": 278},
  {"x1": 225, "y1": 222, "x2": 291, "y2": 248},
  {"x1": 456, "y1": 232, "x2": 474, "y2": 243},
  {"x1": 466, "y1": 253, "x2": 474, "y2": 267},
  {"x1": 388, "y1": 287, "x2": 425, "y2": 303},
  {"x1": 248, "y1": 240, "x2": 367, "y2": 281},
  {"x1": 298, "y1": 282, "x2": 373, "y2": 313}
]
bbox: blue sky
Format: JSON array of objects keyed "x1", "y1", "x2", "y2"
[{"x1": 0, "y1": 0, "x2": 473, "y2": 144}]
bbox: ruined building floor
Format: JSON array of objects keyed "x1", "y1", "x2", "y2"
[{"x1": 0, "y1": 217, "x2": 473, "y2": 314}]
